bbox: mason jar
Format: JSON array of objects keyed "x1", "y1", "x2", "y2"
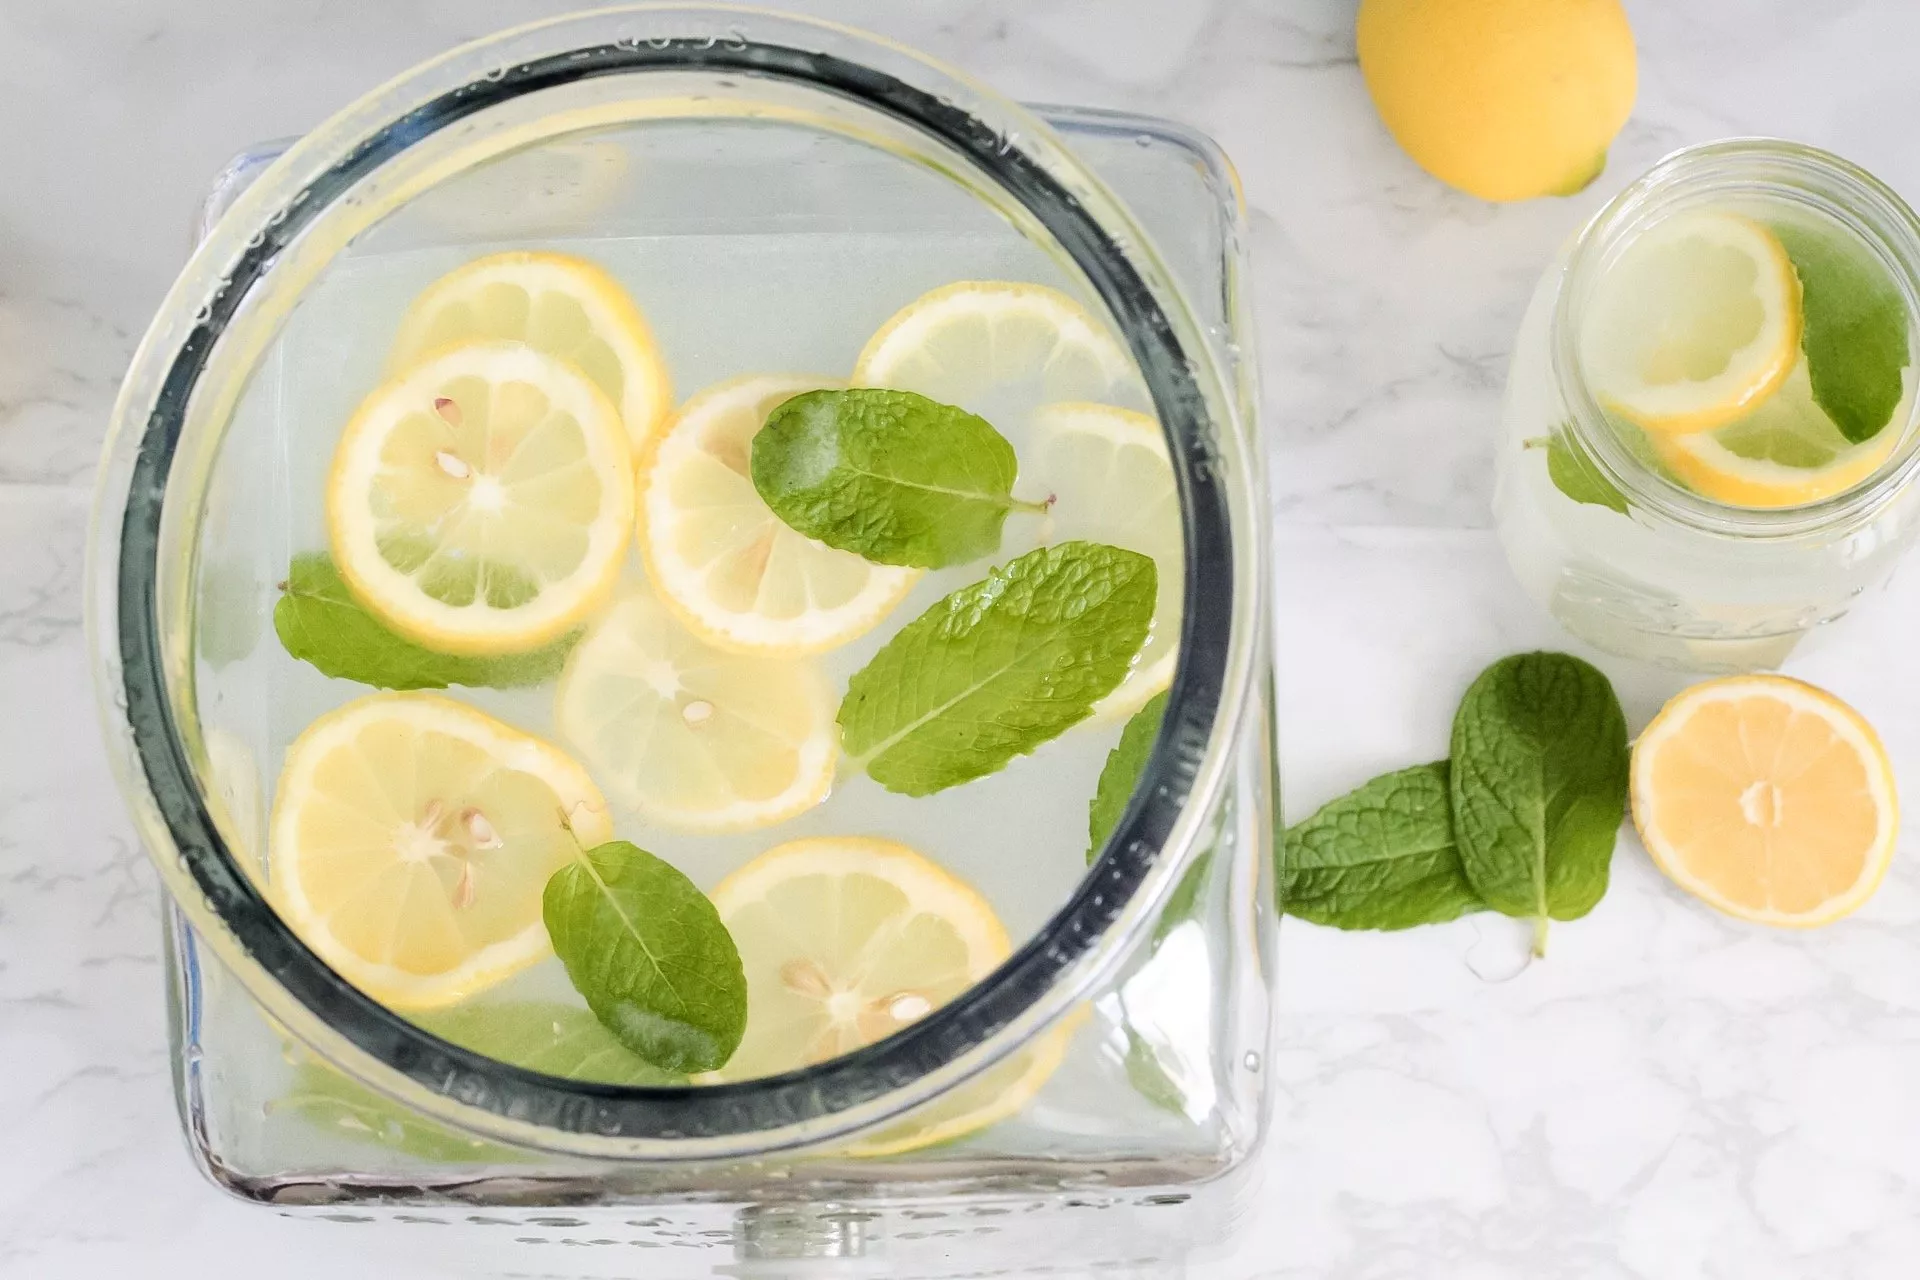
[
  {"x1": 86, "y1": 7, "x2": 1274, "y2": 1276},
  {"x1": 1495, "y1": 140, "x2": 1920, "y2": 672}
]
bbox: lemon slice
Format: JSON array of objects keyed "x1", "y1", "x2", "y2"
[
  {"x1": 842, "y1": 1014, "x2": 1082, "y2": 1158},
  {"x1": 1631, "y1": 675, "x2": 1897, "y2": 927},
  {"x1": 327, "y1": 340, "x2": 635, "y2": 655},
  {"x1": 854, "y1": 280, "x2": 1146, "y2": 415},
  {"x1": 1654, "y1": 362, "x2": 1902, "y2": 508},
  {"x1": 1581, "y1": 211, "x2": 1802, "y2": 434},
  {"x1": 388, "y1": 250, "x2": 673, "y2": 450},
  {"x1": 1029, "y1": 402, "x2": 1182, "y2": 718},
  {"x1": 269, "y1": 692, "x2": 612, "y2": 1009},
  {"x1": 708, "y1": 837, "x2": 1010, "y2": 1082},
  {"x1": 638, "y1": 374, "x2": 920, "y2": 656},
  {"x1": 553, "y1": 585, "x2": 837, "y2": 832}
]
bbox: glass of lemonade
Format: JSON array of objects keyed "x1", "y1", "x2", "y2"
[
  {"x1": 1496, "y1": 139, "x2": 1920, "y2": 671},
  {"x1": 87, "y1": 7, "x2": 1272, "y2": 1272}
]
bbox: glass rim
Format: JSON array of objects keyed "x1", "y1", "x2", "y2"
[
  {"x1": 91, "y1": 6, "x2": 1259, "y2": 1156},
  {"x1": 1552, "y1": 137, "x2": 1920, "y2": 539}
]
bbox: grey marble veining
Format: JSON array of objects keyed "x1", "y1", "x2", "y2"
[{"x1": 9, "y1": 1, "x2": 1920, "y2": 1276}]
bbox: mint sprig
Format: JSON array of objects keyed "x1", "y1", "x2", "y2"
[
  {"x1": 1773, "y1": 221, "x2": 1911, "y2": 445},
  {"x1": 752, "y1": 388, "x2": 1050, "y2": 569},
  {"x1": 1274, "y1": 652, "x2": 1626, "y2": 953},
  {"x1": 274, "y1": 553, "x2": 576, "y2": 690},
  {"x1": 1449, "y1": 652, "x2": 1628, "y2": 956},
  {"x1": 543, "y1": 840, "x2": 747, "y2": 1074},
  {"x1": 840, "y1": 541, "x2": 1157, "y2": 795}
]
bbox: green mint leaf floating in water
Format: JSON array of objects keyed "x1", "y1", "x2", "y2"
[
  {"x1": 1088, "y1": 690, "x2": 1171, "y2": 863},
  {"x1": 1449, "y1": 652, "x2": 1628, "y2": 957},
  {"x1": 275, "y1": 553, "x2": 576, "y2": 690},
  {"x1": 1530, "y1": 431, "x2": 1630, "y2": 515},
  {"x1": 840, "y1": 541, "x2": 1157, "y2": 796},
  {"x1": 418, "y1": 1001, "x2": 685, "y2": 1086},
  {"x1": 1773, "y1": 220, "x2": 1911, "y2": 444},
  {"x1": 544, "y1": 840, "x2": 747, "y2": 1074},
  {"x1": 751, "y1": 387, "x2": 1050, "y2": 569},
  {"x1": 1282, "y1": 761, "x2": 1485, "y2": 931},
  {"x1": 1084, "y1": 689, "x2": 1212, "y2": 951},
  {"x1": 278, "y1": 1062, "x2": 526, "y2": 1164}
]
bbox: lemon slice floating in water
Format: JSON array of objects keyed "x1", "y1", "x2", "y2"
[
  {"x1": 708, "y1": 836, "x2": 1077, "y2": 1154},
  {"x1": 1028, "y1": 402, "x2": 1181, "y2": 719},
  {"x1": 708, "y1": 837, "x2": 1008, "y2": 1078},
  {"x1": 638, "y1": 374, "x2": 920, "y2": 656},
  {"x1": 854, "y1": 280, "x2": 1145, "y2": 415},
  {"x1": 269, "y1": 692, "x2": 611, "y2": 1009},
  {"x1": 1582, "y1": 210, "x2": 1802, "y2": 435},
  {"x1": 1654, "y1": 362, "x2": 1902, "y2": 508},
  {"x1": 326, "y1": 340, "x2": 635, "y2": 656},
  {"x1": 553, "y1": 585, "x2": 838, "y2": 832},
  {"x1": 389, "y1": 250, "x2": 674, "y2": 450}
]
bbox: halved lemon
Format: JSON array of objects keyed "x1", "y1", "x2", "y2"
[
  {"x1": 1028, "y1": 402, "x2": 1182, "y2": 718},
  {"x1": 1581, "y1": 211, "x2": 1803, "y2": 434},
  {"x1": 638, "y1": 374, "x2": 920, "y2": 656},
  {"x1": 327, "y1": 340, "x2": 635, "y2": 655},
  {"x1": 388, "y1": 250, "x2": 673, "y2": 450},
  {"x1": 269, "y1": 692, "x2": 612, "y2": 1009},
  {"x1": 708, "y1": 837, "x2": 1009, "y2": 1080},
  {"x1": 1654, "y1": 362, "x2": 1902, "y2": 508},
  {"x1": 553, "y1": 585, "x2": 837, "y2": 832},
  {"x1": 853, "y1": 280, "x2": 1146, "y2": 415},
  {"x1": 1631, "y1": 675, "x2": 1898, "y2": 927}
]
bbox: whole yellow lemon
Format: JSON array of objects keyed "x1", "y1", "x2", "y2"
[{"x1": 1357, "y1": 0, "x2": 1637, "y2": 202}]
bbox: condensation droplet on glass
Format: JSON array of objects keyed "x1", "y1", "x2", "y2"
[
  {"x1": 1134, "y1": 134, "x2": 1155, "y2": 148},
  {"x1": 1242, "y1": 1051, "x2": 1261, "y2": 1072},
  {"x1": 483, "y1": 65, "x2": 509, "y2": 82},
  {"x1": 646, "y1": 36, "x2": 673, "y2": 49},
  {"x1": 723, "y1": 29, "x2": 748, "y2": 50},
  {"x1": 192, "y1": 303, "x2": 213, "y2": 327}
]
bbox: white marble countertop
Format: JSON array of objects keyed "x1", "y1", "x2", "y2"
[{"x1": 9, "y1": 1, "x2": 1920, "y2": 1276}]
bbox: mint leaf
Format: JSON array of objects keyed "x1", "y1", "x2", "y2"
[
  {"x1": 418, "y1": 1001, "x2": 684, "y2": 1086},
  {"x1": 279, "y1": 1063, "x2": 526, "y2": 1164},
  {"x1": 840, "y1": 541, "x2": 1157, "y2": 795},
  {"x1": 544, "y1": 841, "x2": 747, "y2": 1074},
  {"x1": 274, "y1": 553, "x2": 576, "y2": 690},
  {"x1": 752, "y1": 388, "x2": 1049, "y2": 568},
  {"x1": 1281, "y1": 761, "x2": 1484, "y2": 930},
  {"x1": 1084, "y1": 690, "x2": 1210, "y2": 949},
  {"x1": 1774, "y1": 221, "x2": 1911, "y2": 444},
  {"x1": 1449, "y1": 652, "x2": 1627, "y2": 956},
  {"x1": 1088, "y1": 690, "x2": 1170, "y2": 862},
  {"x1": 1533, "y1": 431, "x2": 1630, "y2": 515}
]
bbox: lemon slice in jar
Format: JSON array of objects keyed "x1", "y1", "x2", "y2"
[
  {"x1": 269, "y1": 692, "x2": 611, "y2": 1009},
  {"x1": 1027, "y1": 402, "x2": 1182, "y2": 719},
  {"x1": 706, "y1": 836, "x2": 1076, "y2": 1154},
  {"x1": 326, "y1": 340, "x2": 635, "y2": 655},
  {"x1": 1581, "y1": 210, "x2": 1802, "y2": 435},
  {"x1": 1654, "y1": 362, "x2": 1903, "y2": 508},
  {"x1": 854, "y1": 280, "x2": 1146, "y2": 413},
  {"x1": 637, "y1": 374, "x2": 920, "y2": 656},
  {"x1": 553, "y1": 585, "x2": 838, "y2": 832},
  {"x1": 389, "y1": 250, "x2": 674, "y2": 450}
]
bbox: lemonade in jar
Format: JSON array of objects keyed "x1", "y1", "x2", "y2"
[{"x1": 1495, "y1": 140, "x2": 1920, "y2": 671}]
